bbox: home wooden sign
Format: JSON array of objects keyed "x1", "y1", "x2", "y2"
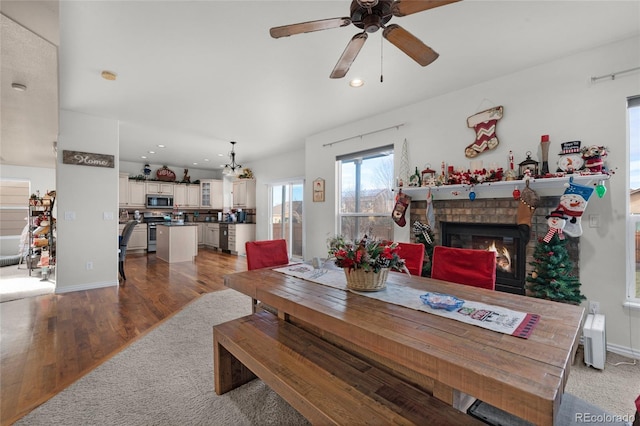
[{"x1": 62, "y1": 150, "x2": 114, "y2": 168}]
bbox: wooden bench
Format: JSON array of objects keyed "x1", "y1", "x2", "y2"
[{"x1": 214, "y1": 311, "x2": 483, "y2": 425}]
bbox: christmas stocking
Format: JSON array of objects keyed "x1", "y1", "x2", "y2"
[
  {"x1": 465, "y1": 106, "x2": 503, "y2": 158},
  {"x1": 555, "y1": 179, "x2": 594, "y2": 237},
  {"x1": 392, "y1": 190, "x2": 411, "y2": 227},
  {"x1": 517, "y1": 184, "x2": 540, "y2": 243}
]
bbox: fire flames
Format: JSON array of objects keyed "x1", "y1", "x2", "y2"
[{"x1": 487, "y1": 241, "x2": 511, "y2": 272}]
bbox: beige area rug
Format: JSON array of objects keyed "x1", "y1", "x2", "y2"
[
  {"x1": 0, "y1": 265, "x2": 55, "y2": 303},
  {"x1": 16, "y1": 289, "x2": 309, "y2": 426}
]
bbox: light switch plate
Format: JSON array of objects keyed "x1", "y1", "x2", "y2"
[
  {"x1": 65, "y1": 211, "x2": 76, "y2": 221},
  {"x1": 103, "y1": 212, "x2": 114, "y2": 220}
]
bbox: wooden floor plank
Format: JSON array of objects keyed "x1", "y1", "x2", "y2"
[{"x1": 1, "y1": 248, "x2": 245, "y2": 425}]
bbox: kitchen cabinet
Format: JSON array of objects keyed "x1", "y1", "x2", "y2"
[
  {"x1": 129, "y1": 181, "x2": 146, "y2": 206},
  {"x1": 119, "y1": 174, "x2": 145, "y2": 207},
  {"x1": 228, "y1": 223, "x2": 255, "y2": 256},
  {"x1": 174, "y1": 184, "x2": 200, "y2": 208},
  {"x1": 119, "y1": 174, "x2": 129, "y2": 206},
  {"x1": 200, "y1": 179, "x2": 223, "y2": 209},
  {"x1": 146, "y1": 181, "x2": 174, "y2": 195},
  {"x1": 197, "y1": 223, "x2": 205, "y2": 245},
  {"x1": 156, "y1": 224, "x2": 197, "y2": 263},
  {"x1": 232, "y1": 179, "x2": 256, "y2": 209},
  {"x1": 118, "y1": 222, "x2": 147, "y2": 251},
  {"x1": 204, "y1": 223, "x2": 219, "y2": 249}
]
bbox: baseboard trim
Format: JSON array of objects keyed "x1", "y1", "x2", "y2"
[
  {"x1": 55, "y1": 280, "x2": 118, "y2": 294},
  {"x1": 579, "y1": 338, "x2": 640, "y2": 360},
  {"x1": 606, "y1": 341, "x2": 640, "y2": 360}
]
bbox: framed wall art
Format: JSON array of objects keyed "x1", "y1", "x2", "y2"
[{"x1": 313, "y1": 178, "x2": 325, "y2": 202}]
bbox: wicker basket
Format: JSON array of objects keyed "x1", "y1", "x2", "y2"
[{"x1": 344, "y1": 267, "x2": 389, "y2": 292}]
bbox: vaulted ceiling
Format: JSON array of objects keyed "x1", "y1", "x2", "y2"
[{"x1": 2, "y1": 1, "x2": 639, "y2": 171}]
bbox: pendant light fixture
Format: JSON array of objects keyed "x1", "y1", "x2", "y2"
[{"x1": 223, "y1": 141, "x2": 242, "y2": 176}]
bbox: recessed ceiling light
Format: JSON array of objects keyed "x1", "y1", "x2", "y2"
[
  {"x1": 349, "y1": 79, "x2": 364, "y2": 87},
  {"x1": 101, "y1": 70, "x2": 117, "y2": 81},
  {"x1": 141, "y1": 155, "x2": 147, "y2": 159},
  {"x1": 11, "y1": 83, "x2": 27, "y2": 91},
  {"x1": 204, "y1": 159, "x2": 210, "y2": 162},
  {"x1": 217, "y1": 153, "x2": 224, "y2": 157},
  {"x1": 192, "y1": 162, "x2": 198, "y2": 165},
  {"x1": 157, "y1": 144, "x2": 165, "y2": 148},
  {"x1": 148, "y1": 151, "x2": 155, "y2": 154}
]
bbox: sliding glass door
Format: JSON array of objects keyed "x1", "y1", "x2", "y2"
[{"x1": 269, "y1": 181, "x2": 304, "y2": 259}]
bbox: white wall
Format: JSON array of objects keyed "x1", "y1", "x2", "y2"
[
  {"x1": 294, "y1": 37, "x2": 638, "y2": 353},
  {"x1": 56, "y1": 110, "x2": 120, "y2": 292},
  {"x1": 249, "y1": 146, "x2": 306, "y2": 242}
]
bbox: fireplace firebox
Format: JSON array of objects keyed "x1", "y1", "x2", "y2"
[{"x1": 440, "y1": 222, "x2": 527, "y2": 294}]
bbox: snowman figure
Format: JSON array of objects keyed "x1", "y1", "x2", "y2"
[{"x1": 544, "y1": 209, "x2": 568, "y2": 243}]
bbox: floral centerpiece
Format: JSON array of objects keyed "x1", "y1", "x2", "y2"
[{"x1": 328, "y1": 235, "x2": 408, "y2": 291}]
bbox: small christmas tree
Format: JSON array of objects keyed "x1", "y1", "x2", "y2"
[
  {"x1": 526, "y1": 234, "x2": 585, "y2": 304},
  {"x1": 412, "y1": 221, "x2": 436, "y2": 277}
]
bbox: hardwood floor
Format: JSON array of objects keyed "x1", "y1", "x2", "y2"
[{"x1": 0, "y1": 248, "x2": 247, "y2": 425}]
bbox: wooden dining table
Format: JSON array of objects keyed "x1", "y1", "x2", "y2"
[{"x1": 223, "y1": 266, "x2": 585, "y2": 426}]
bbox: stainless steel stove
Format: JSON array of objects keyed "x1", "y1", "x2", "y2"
[{"x1": 144, "y1": 212, "x2": 168, "y2": 253}]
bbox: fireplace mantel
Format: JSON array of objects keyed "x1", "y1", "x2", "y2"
[{"x1": 400, "y1": 173, "x2": 609, "y2": 200}]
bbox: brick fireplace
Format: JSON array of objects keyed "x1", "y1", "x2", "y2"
[{"x1": 409, "y1": 195, "x2": 580, "y2": 294}]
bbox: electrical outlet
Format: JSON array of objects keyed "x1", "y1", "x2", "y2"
[
  {"x1": 86, "y1": 261, "x2": 93, "y2": 270},
  {"x1": 589, "y1": 301, "x2": 600, "y2": 314}
]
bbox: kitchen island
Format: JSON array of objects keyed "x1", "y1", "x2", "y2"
[{"x1": 156, "y1": 223, "x2": 198, "y2": 263}]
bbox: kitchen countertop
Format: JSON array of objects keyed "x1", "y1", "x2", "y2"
[{"x1": 158, "y1": 222, "x2": 197, "y2": 227}]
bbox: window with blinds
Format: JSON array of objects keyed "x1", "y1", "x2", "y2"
[{"x1": 0, "y1": 180, "x2": 29, "y2": 238}]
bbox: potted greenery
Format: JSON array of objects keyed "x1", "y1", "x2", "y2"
[{"x1": 328, "y1": 235, "x2": 407, "y2": 291}]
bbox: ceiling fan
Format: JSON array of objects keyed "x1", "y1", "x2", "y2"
[{"x1": 269, "y1": 0, "x2": 460, "y2": 79}]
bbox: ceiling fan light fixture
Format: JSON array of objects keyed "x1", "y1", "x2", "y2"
[
  {"x1": 11, "y1": 83, "x2": 27, "y2": 92},
  {"x1": 349, "y1": 78, "x2": 364, "y2": 87}
]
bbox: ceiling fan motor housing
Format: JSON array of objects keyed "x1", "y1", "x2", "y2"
[{"x1": 351, "y1": 0, "x2": 393, "y2": 32}]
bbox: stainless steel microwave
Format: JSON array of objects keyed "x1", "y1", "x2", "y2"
[{"x1": 146, "y1": 194, "x2": 174, "y2": 209}]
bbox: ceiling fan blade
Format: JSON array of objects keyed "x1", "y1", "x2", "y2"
[
  {"x1": 383, "y1": 24, "x2": 438, "y2": 66},
  {"x1": 330, "y1": 32, "x2": 368, "y2": 79},
  {"x1": 270, "y1": 17, "x2": 351, "y2": 39},
  {"x1": 392, "y1": 0, "x2": 461, "y2": 17}
]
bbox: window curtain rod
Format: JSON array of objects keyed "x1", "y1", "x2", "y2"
[
  {"x1": 322, "y1": 123, "x2": 405, "y2": 147},
  {"x1": 591, "y1": 66, "x2": 640, "y2": 83}
]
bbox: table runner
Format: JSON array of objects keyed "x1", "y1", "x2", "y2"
[{"x1": 274, "y1": 264, "x2": 539, "y2": 339}]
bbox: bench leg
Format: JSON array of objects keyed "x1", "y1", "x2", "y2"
[{"x1": 213, "y1": 330, "x2": 256, "y2": 395}]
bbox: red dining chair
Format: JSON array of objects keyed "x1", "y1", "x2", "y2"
[
  {"x1": 396, "y1": 242, "x2": 425, "y2": 276},
  {"x1": 431, "y1": 246, "x2": 496, "y2": 290},
  {"x1": 245, "y1": 239, "x2": 289, "y2": 312}
]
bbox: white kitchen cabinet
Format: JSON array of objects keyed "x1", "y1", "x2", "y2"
[
  {"x1": 228, "y1": 223, "x2": 255, "y2": 255},
  {"x1": 204, "y1": 223, "x2": 219, "y2": 248},
  {"x1": 146, "y1": 182, "x2": 174, "y2": 195},
  {"x1": 173, "y1": 184, "x2": 200, "y2": 208},
  {"x1": 119, "y1": 174, "x2": 129, "y2": 206},
  {"x1": 187, "y1": 185, "x2": 200, "y2": 207},
  {"x1": 197, "y1": 223, "x2": 205, "y2": 245},
  {"x1": 118, "y1": 222, "x2": 147, "y2": 251},
  {"x1": 128, "y1": 181, "x2": 146, "y2": 206},
  {"x1": 200, "y1": 179, "x2": 223, "y2": 209},
  {"x1": 119, "y1": 175, "x2": 146, "y2": 207},
  {"x1": 232, "y1": 179, "x2": 256, "y2": 209}
]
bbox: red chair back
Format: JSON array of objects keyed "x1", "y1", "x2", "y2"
[
  {"x1": 246, "y1": 239, "x2": 289, "y2": 270},
  {"x1": 396, "y1": 242, "x2": 425, "y2": 276},
  {"x1": 431, "y1": 246, "x2": 496, "y2": 290}
]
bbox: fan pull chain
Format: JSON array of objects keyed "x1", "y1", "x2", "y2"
[{"x1": 380, "y1": 34, "x2": 384, "y2": 83}]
